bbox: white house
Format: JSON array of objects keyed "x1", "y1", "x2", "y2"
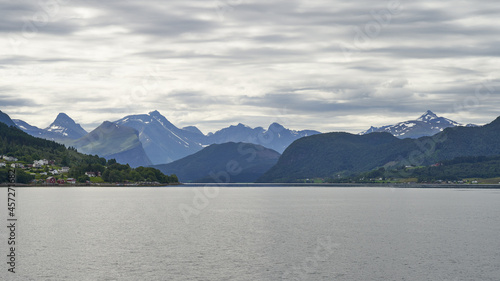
[
  {"x1": 2, "y1": 156, "x2": 18, "y2": 162},
  {"x1": 0, "y1": 162, "x2": 6, "y2": 167},
  {"x1": 59, "y1": 167, "x2": 70, "y2": 173},
  {"x1": 34, "y1": 159, "x2": 49, "y2": 166}
]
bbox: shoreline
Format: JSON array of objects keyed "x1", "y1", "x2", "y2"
[{"x1": 2, "y1": 183, "x2": 500, "y2": 189}]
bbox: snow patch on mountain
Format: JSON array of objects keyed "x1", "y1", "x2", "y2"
[{"x1": 360, "y1": 110, "x2": 471, "y2": 139}]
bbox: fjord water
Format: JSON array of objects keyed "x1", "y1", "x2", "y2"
[{"x1": 1, "y1": 187, "x2": 500, "y2": 280}]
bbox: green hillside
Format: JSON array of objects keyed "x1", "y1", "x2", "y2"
[
  {"x1": 0, "y1": 122, "x2": 177, "y2": 184},
  {"x1": 259, "y1": 116, "x2": 500, "y2": 182},
  {"x1": 0, "y1": 121, "x2": 104, "y2": 167},
  {"x1": 0, "y1": 121, "x2": 106, "y2": 183}
]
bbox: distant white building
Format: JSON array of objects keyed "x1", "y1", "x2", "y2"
[
  {"x1": 34, "y1": 159, "x2": 49, "y2": 166},
  {"x1": 85, "y1": 172, "x2": 96, "y2": 177},
  {"x1": 59, "y1": 167, "x2": 70, "y2": 173},
  {"x1": 50, "y1": 170, "x2": 59, "y2": 175},
  {"x1": 0, "y1": 162, "x2": 6, "y2": 167},
  {"x1": 2, "y1": 155, "x2": 18, "y2": 162}
]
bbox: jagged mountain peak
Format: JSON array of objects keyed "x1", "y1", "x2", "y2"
[
  {"x1": 361, "y1": 111, "x2": 465, "y2": 139},
  {"x1": 54, "y1": 112, "x2": 73, "y2": 123},
  {"x1": 44, "y1": 113, "x2": 87, "y2": 139},
  {"x1": 268, "y1": 122, "x2": 285, "y2": 131},
  {"x1": 114, "y1": 111, "x2": 203, "y2": 165},
  {"x1": 149, "y1": 110, "x2": 162, "y2": 117},
  {"x1": 417, "y1": 110, "x2": 438, "y2": 122}
]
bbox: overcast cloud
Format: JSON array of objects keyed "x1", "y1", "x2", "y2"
[{"x1": 0, "y1": 0, "x2": 499, "y2": 133}]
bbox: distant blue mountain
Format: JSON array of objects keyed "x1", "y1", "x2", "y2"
[
  {"x1": 0, "y1": 110, "x2": 16, "y2": 127},
  {"x1": 114, "y1": 111, "x2": 321, "y2": 164},
  {"x1": 114, "y1": 111, "x2": 204, "y2": 165},
  {"x1": 206, "y1": 122, "x2": 321, "y2": 154},
  {"x1": 14, "y1": 113, "x2": 87, "y2": 141},
  {"x1": 152, "y1": 142, "x2": 280, "y2": 183}
]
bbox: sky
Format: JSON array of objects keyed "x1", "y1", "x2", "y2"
[{"x1": 0, "y1": 0, "x2": 499, "y2": 134}]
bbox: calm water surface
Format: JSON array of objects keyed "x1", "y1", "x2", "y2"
[{"x1": 1, "y1": 187, "x2": 499, "y2": 280}]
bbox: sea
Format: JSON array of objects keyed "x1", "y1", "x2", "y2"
[{"x1": 1, "y1": 186, "x2": 499, "y2": 280}]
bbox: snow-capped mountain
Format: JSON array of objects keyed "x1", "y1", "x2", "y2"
[
  {"x1": 45, "y1": 113, "x2": 88, "y2": 139},
  {"x1": 113, "y1": 110, "x2": 321, "y2": 164},
  {"x1": 360, "y1": 110, "x2": 469, "y2": 139},
  {"x1": 14, "y1": 113, "x2": 87, "y2": 141},
  {"x1": 114, "y1": 110, "x2": 204, "y2": 165},
  {"x1": 205, "y1": 122, "x2": 321, "y2": 153}
]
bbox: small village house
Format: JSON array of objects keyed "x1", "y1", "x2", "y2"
[{"x1": 60, "y1": 167, "x2": 70, "y2": 173}]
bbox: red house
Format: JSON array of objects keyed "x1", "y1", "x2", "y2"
[
  {"x1": 57, "y1": 179, "x2": 66, "y2": 184},
  {"x1": 46, "y1": 177, "x2": 56, "y2": 184}
]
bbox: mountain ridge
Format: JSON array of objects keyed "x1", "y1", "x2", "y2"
[
  {"x1": 68, "y1": 121, "x2": 152, "y2": 168},
  {"x1": 360, "y1": 110, "x2": 470, "y2": 139},
  {"x1": 152, "y1": 142, "x2": 280, "y2": 183},
  {"x1": 45, "y1": 113, "x2": 88, "y2": 139},
  {"x1": 0, "y1": 110, "x2": 17, "y2": 127},
  {"x1": 260, "y1": 114, "x2": 500, "y2": 182}
]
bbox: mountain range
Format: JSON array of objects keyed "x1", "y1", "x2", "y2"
[
  {"x1": 0, "y1": 109, "x2": 481, "y2": 172},
  {"x1": 13, "y1": 113, "x2": 88, "y2": 141},
  {"x1": 259, "y1": 115, "x2": 500, "y2": 182},
  {"x1": 206, "y1": 122, "x2": 320, "y2": 154},
  {"x1": 360, "y1": 110, "x2": 474, "y2": 139},
  {"x1": 7, "y1": 110, "x2": 319, "y2": 165}
]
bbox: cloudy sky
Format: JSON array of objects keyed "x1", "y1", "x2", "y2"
[{"x1": 1, "y1": 0, "x2": 499, "y2": 134}]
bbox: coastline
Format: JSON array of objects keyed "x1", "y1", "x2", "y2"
[{"x1": 2, "y1": 182, "x2": 500, "y2": 188}]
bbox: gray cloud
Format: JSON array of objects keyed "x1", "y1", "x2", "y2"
[{"x1": 0, "y1": 0, "x2": 499, "y2": 133}]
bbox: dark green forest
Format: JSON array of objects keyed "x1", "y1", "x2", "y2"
[
  {"x1": 330, "y1": 155, "x2": 500, "y2": 183},
  {"x1": 0, "y1": 122, "x2": 177, "y2": 184},
  {"x1": 260, "y1": 116, "x2": 500, "y2": 182}
]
